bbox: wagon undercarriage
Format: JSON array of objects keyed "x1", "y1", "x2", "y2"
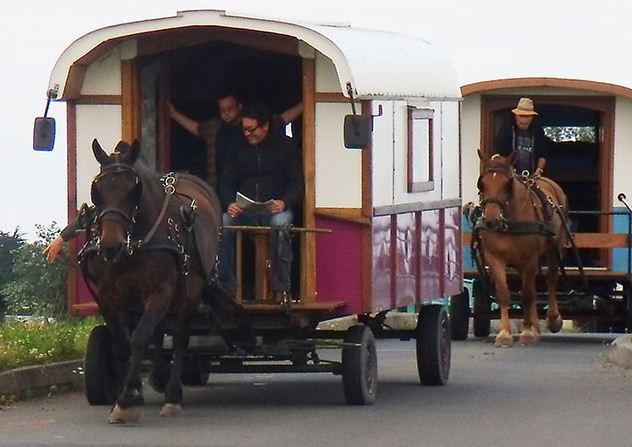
[{"x1": 84, "y1": 302, "x2": 452, "y2": 407}]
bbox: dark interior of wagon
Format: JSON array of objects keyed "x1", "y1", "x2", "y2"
[
  {"x1": 167, "y1": 41, "x2": 303, "y2": 179},
  {"x1": 163, "y1": 41, "x2": 304, "y2": 299},
  {"x1": 494, "y1": 105, "x2": 602, "y2": 267}
]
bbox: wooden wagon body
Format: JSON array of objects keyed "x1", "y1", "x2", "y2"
[
  {"x1": 40, "y1": 10, "x2": 464, "y2": 319},
  {"x1": 35, "y1": 10, "x2": 465, "y2": 404}
]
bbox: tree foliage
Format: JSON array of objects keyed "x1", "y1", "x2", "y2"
[
  {"x1": 0, "y1": 228, "x2": 25, "y2": 316},
  {"x1": 0, "y1": 223, "x2": 68, "y2": 318}
]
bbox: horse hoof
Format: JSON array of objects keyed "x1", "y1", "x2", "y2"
[
  {"x1": 494, "y1": 332, "x2": 513, "y2": 348},
  {"x1": 160, "y1": 403, "x2": 184, "y2": 417},
  {"x1": 108, "y1": 404, "x2": 142, "y2": 424},
  {"x1": 547, "y1": 314, "x2": 563, "y2": 333},
  {"x1": 518, "y1": 329, "x2": 540, "y2": 345}
]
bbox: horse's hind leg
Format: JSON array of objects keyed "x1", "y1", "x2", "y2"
[
  {"x1": 487, "y1": 257, "x2": 513, "y2": 347},
  {"x1": 545, "y1": 252, "x2": 563, "y2": 333},
  {"x1": 518, "y1": 266, "x2": 541, "y2": 345}
]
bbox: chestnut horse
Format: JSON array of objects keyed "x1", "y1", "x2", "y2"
[
  {"x1": 84, "y1": 139, "x2": 247, "y2": 423},
  {"x1": 473, "y1": 151, "x2": 568, "y2": 347}
]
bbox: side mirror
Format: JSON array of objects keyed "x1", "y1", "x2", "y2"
[
  {"x1": 343, "y1": 114, "x2": 371, "y2": 149},
  {"x1": 33, "y1": 117, "x2": 56, "y2": 151}
]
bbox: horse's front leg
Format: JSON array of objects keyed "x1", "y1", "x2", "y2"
[
  {"x1": 487, "y1": 257, "x2": 513, "y2": 347},
  {"x1": 518, "y1": 264, "x2": 541, "y2": 345},
  {"x1": 160, "y1": 303, "x2": 194, "y2": 417},
  {"x1": 109, "y1": 296, "x2": 170, "y2": 424},
  {"x1": 545, "y1": 251, "x2": 563, "y2": 333}
]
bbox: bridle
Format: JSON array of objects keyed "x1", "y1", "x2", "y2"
[
  {"x1": 90, "y1": 162, "x2": 142, "y2": 260},
  {"x1": 477, "y1": 165, "x2": 514, "y2": 223},
  {"x1": 90, "y1": 162, "x2": 180, "y2": 263}
]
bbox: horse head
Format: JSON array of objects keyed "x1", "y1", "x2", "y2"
[
  {"x1": 476, "y1": 150, "x2": 518, "y2": 225},
  {"x1": 90, "y1": 139, "x2": 142, "y2": 262}
]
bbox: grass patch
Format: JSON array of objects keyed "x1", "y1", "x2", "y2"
[{"x1": 0, "y1": 317, "x2": 102, "y2": 373}]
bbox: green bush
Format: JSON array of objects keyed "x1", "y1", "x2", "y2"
[{"x1": 0, "y1": 317, "x2": 101, "y2": 373}]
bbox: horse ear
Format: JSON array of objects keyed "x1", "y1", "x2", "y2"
[
  {"x1": 477, "y1": 149, "x2": 485, "y2": 161},
  {"x1": 127, "y1": 140, "x2": 141, "y2": 164},
  {"x1": 92, "y1": 139, "x2": 110, "y2": 166}
]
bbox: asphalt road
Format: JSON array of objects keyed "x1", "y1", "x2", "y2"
[{"x1": 1, "y1": 335, "x2": 630, "y2": 447}]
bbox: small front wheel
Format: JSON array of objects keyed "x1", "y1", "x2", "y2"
[
  {"x1": 449, "y1": 289, "x2": 470, "y2": 340},
  {"x1": 417, "y1": 305, "x2": 451, "y2": 386},
  {"x1": 342, "y1": 324, "x2": 378, "y2": 405},
  {"x1": 84, "y1": 325, "x2": 119, "y2": 405}
]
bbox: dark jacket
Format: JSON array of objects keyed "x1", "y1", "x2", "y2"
[
  {"x1": 219, "y1": 132, "x2": 304, "y2": 210},
  {"x1": 494, "y1": 124, "x2": 550, "y2": 173},
  {"x1": 59, "y1": 204, "x2": 96, "y2": 241}
]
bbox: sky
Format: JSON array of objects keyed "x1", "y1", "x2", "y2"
[{"x1": 1, "y1": 0, "x2": 629, "y2": 239}]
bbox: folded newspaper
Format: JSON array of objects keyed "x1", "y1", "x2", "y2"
[{"x1": 235, "y1": 192, "x2": 274, "y2": 212}]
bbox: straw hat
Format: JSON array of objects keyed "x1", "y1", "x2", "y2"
[{"x1": 512, "y1": 97, "x2": 538, "y2": 116}]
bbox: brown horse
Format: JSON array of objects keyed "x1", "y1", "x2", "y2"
[
  {"x1": 84, "y1": 139, "x2": 248, "y2": 423},
  {"x1": 474, "y1": 150, "x2": 568, "y2": 347}
]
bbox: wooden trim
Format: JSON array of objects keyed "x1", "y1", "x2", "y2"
[
  {"x1": 121, "y1": 60, "x2": 140, "y2": 143},
  {"x1": 314, "y1": 208, "x2": 371, "y2": 226},
  {"x1": 462, "y1": 77, "x2": 632, "y2": 101},
  {"x1": 157, "y1": 61, "x2": 171, "y2": 171},
  {"x1": 72, "y1": 95, "x2": 122, "y2": 105},
  {"x1": 407, "y1": 107, "x2": 435, "y2": 193},
  {"x1": 314, "y1": 92, "x2": 347, "y2": 103},
  {"x1": 136, "y1": 27, "x2": 301, "y2": 58},
  {"x1": 361, "y1": 100, "x2": 373, "y2": 313},
  {"x1": 66, "y1": 104, "x2": 78, "y2": 316},
  {"x1": 374, "y1": 198, "x2": 462, "y2": 216},
  {"x1": 463, "y1": 232, "x2": 629, "y2": 249},
  {"x1": 389, "y1": 214, "x2": 397, "y2": 309},
  {"x1": 63, "y1": 65, "x2": 87, "y2": 100},
  {"x1": 302, "y1": 57, "x2": 317, "y2": 302},
  {"x1": 572, "y1": 233, "x2": 629, "y2": 248}
]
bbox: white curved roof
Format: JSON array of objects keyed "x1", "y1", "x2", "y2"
[{"x1": 47, "y1": 9, "x2": 461, "y2": 101}]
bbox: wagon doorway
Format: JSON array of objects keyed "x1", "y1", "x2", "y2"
[
  {"x1": 165, "y1": 41, "x2": 303, "y2": 178},
  {"x1": 136, "y1": 37, "x2": 305, "y2": 300},
  {"x1": 481, "y1": 96, "x2": 615, "y2": 268}
]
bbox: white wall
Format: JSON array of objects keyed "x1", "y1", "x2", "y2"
[
  {"x1": 372, "y1": 99, "x2": 461, "y2": 208},
  {"x1": 314, "y1": 102, "x2": 362, "y2": 207},
  {"x1": 75, "y1": 105, "x2": 122, "y2": 206},
  {"x1": 461, "y1": 94, "x2": 481, "y2": 204}
]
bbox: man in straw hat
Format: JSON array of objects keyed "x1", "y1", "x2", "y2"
[{"x1": 493, "y1": 97, "x2": 550, "y2": 176}]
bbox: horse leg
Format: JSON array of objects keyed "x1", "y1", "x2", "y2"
[
  {"x1": 102, "y1": 310, "x2": 130, "y2": 401},
  {"x1": 518, "y1": 265, "x2": 541, "y2": 345},
  {"x1": 148, "y1": 326, "x2": 169, "y2": 393},
  {"x1": 160, "y1": 305, "x2": 194, "y2": 417},
  {"x1": 545, "y1": 252, "x2": 563, "y2": 333},
  {"x1": 487, "y1": 257, "x2": 513, "y2": 347},
  {"x1": 109, "y1": 304, "x2": 168, "y2": 424}
]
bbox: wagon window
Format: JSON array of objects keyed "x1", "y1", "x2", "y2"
[{"x1": 407, "y1": 107, "x2": 434, "y2": 193}]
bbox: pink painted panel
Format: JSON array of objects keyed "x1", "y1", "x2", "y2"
[
  {"x1": 443, "y1": 206, "x2": 463, "y2": 296},
  {"x1": 315, "y1": 216, "x2": 362, "y2": 314},
  {"x1": 420, "y1": 209, "x2": 442, "y2": 302},
  {"x1": 394, "y1": 212, "x2": 417, "y2": 308},
  {"x1": 73, "y1": 233, "x2": 100, "y2": 316},
  {"x1": 371, "y1": 215, "x2": 392, "y2": 312}
]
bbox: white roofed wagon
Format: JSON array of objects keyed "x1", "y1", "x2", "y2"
[{"x1": 34, "y1": 10, "x2": 465, "y2": 405}]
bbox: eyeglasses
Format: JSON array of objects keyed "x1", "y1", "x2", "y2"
[{"x1": 242, "y1": 124, "x2": 261, "y2": 135}]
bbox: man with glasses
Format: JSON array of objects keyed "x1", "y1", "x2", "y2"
[
  {"x1": 218, "y1": 104, "x2": 304, "y2": 304},
  {"x1": 169, "y1": 92, "x2": 302, "y2": 191}
]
